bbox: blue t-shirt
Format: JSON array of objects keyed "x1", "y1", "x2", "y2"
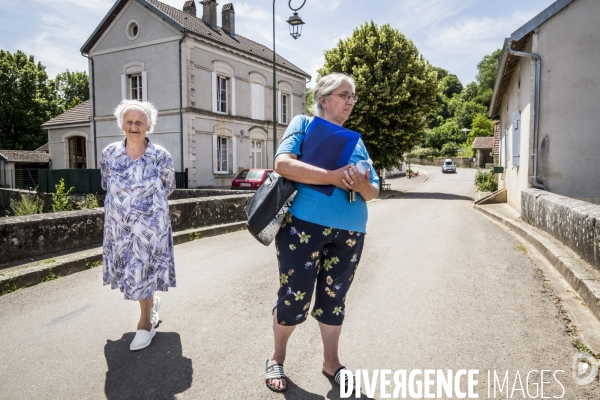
[{"x1": 275, "y1": 115, "x2": 379, "y2": 233}]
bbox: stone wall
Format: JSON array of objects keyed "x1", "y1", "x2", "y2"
[
  {"x1": 0, "y1": 187, "x2": 247, "y2": 217},
  {"x1": 408, "y1": 157, "x2": 473, "y2": 168},
  {"x1": 0, "y1": 194, "x2": 252, "y2": 264},
  {"x1": 522, "y1": 189, "x2": 600, "y2": 271},
  {"x1": 0, "y1": 188, "x2": 53, "y2": 216}
]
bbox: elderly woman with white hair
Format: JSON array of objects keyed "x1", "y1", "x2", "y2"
[
  {"x1": 100, "y1": 99, "x2": 176, "y2": 351},
  {"x1": 265, "y1": 73, "x2": 379, "y2": 393}
]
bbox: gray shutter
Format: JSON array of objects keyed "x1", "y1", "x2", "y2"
[
  {"x1": 141, "y1": 71, "x2": 148, "y2": 102},
  {"x1": 512, "y1": 111, "x2": 521, "y2": 167},
  {"x1": 231, "y1": 77, "x2": 236, "y2": 116},
  {"x1": 211, "y1": 72, "x2": 217, "y2": 112},
  {"x1": 121, "y1": 74, "x2": 127, "y2": 100},
  {"x1": 212, "y1": 134, "x2": 218, "y2": 173}
]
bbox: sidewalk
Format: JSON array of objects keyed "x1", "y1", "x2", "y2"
[
  {"x1": 475, "y1": 203, "x2": 600, "y2": 325},
  {"x1": 376, "y1": 168, "x2": 428, "y2": 199},
  {"x1": 0, "y1": 221, "x2": 247, "y2": 295}
]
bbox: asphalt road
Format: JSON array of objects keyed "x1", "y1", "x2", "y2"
[{"x1": 1, "y1": 165, "x2": 598, "y2": 399}]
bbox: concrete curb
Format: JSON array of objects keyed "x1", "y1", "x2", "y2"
[
  {"x1": 475, "y1": 204, "x2": 600, "y2": 322},
  {"x1": 0, "y1": 221, "x2": 247, "y2": 295}
]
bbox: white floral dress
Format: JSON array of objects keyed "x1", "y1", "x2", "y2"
[{"x1": 100, "y1": 139, "x2": 176, "y2": 300}]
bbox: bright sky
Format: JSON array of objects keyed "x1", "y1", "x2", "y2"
[{"x1": 1, "y1": 0, "x2": 557, "y2": 86}]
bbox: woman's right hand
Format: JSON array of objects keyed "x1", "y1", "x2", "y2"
[{"x1": 331, "y1": 165, "x2": 354, "y2": 190}]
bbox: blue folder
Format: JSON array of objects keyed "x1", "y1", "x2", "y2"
[{"x1": 298, "y1": 116, "x2": 361, "y2": 196}]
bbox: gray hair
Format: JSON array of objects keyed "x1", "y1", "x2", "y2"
[
  {"x1": 114, "y1": 100, "x2": 158, "y2": 134},
  {"x1": 312, "y1": 73, "x2": 356, "y2": 117}
]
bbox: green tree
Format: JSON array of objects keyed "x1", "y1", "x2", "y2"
[
  {"x1": 439, "y1": 74, "x2": 463, "y2": 99},
  {"x1": 476, "y1": 49, "x2": 502, "y2": 92},
  {"x1": 440, "y1": 141, "x2": 460, "y2": 157},
  {"x1": 305, "y1": 87, "x2": 314, "y2": 116},
  {"x1": 318, "y1": 22, "x2": 438, "y2": 170},
  {"x1": 0, "y1": 50, "x2": 56, "y2": 150},
  {"x1": 454, "y1": 101, "x2": 488, "y2": 130},
  {"x1": 467, "y1": 113, "x2": 494, "y2": 146},
  {"x1": 425, "y1": 119, "x2": 463, "y2": 150},
  {"x1": 50, "y1": 70, "x2": 89, "y2": 113}
]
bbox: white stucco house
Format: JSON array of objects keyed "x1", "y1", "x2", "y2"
[
  {"x1": 43, "y1": 0, "x2": 310, "y2": 188},
  {"x1": 489, "y1": 0, "x2": 600, "y2": 210}
]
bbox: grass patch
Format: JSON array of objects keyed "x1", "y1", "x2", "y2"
[
  {"x1": 573, "y1": 339, "x2": 600, "y2": 360},
  {"x1": 537, "y1": 268, "x2": 545, "y2": 278},
  {"x1": 85, "y1": 259, "x2": 102, "y2": 269},
  {"x1": 188, "y1": 231, "x2": 201, "y2": 241},
  {"x1": 42, "y1": 272, "x2": 60, "y2": 282},
  {"x1": 1, "y1": 278, "x2": 22, "y2": 295},
  {"x1": 517, "y1": 243, "x2": 528, "y2": 253},
  {"x1": 44, "y1": 258, "x2": 56, "y2": 264}
]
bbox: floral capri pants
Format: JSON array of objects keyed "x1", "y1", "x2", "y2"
[{"x1": 274, "y1": 213, "x2": 365, "y2": 326}]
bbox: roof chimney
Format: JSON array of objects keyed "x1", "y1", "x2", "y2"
[
  {"x1": 183, "y1": 0, "x2": 196, "y2": 17},
  {"x1": 221, "y1": 4, "x2": 235, "y2": 35},
  {"x1": 201, "y1": 0, "x2": 218, "y2": 27}
]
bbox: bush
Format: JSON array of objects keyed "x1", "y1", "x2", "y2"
[
  {"x1": 440, "y1": 142, "x2": 460, "y2": 157},
  {"x1": 78, "y1": 193, "x2": 99, "y2": 209},
  {"x1": 10, "y1": 193, "x2": 45, "y2": 216},
  {"x1": 51, "y1": 178, "x2": 75, "y2": 212},
  {"x1": 474, "y1": 168, "x2": 498, "y2": 192},
  {"x1": 407, "y1": 147, "x2": 439, "y2": 159}
]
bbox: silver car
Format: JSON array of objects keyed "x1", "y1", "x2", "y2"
[{"x1": 441, "y1": 159, "x2": 457, "y2": 173}]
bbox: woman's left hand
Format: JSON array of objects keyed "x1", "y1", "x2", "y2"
[{"x1": 342, "y1": 166, "x2": 379, "y2": 201}]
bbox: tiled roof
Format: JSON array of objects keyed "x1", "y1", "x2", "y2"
[
  {"x1": 42, "y1": 100, "x2": 90, "y2": 127},
  {"x1": 492, "y1": 122, "x2": 501, "y2": 155},
  {"x1": 472, "y1": 136, "x2": 495, "y2": 149},
  {"x1": 35, "y1": 143, "x2": 49, "y2": 153},
  {"x1": 145, "y1": 0, "x2": 309, "y2": 78},
  {"x1": 0, "y1": 150, "x2": 51, "y2": 163}
]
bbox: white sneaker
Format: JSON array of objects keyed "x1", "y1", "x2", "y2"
[
  {"x1": 151, "y1": 296, "x2": 161, "y2": 328},
  {"x1": 130, "y1": 327, "x2": 156, "y2": 351}
]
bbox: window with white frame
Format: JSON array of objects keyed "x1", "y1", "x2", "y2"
[
  {"x1": 251, "y1": 140, "x2": 263, "y2": 168},
  {"x1": 278, "y1": 82, "x2": 293, "y2": 125},
  {"x1": 121, "y1": 64, "x2": 146, "y2": 102},
  {"x1": 281, "y1": 94, "x2": 289, "y2": 124},
  {"x1": 217, "y1": 76, "x2": 228, "y2": 113},
  {"x1": 130, "y1": 74, "x2": 143, "y2": 100},
  {"x1": 217, "y1": 136, "x2": 228, "y2": 172}
]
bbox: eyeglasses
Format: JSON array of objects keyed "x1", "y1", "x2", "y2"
[{"x1": 333, "y1": 93, "x2": 358, "y2": 103}]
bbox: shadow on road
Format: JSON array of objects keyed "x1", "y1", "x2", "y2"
[
  {"x1": 281, "y1": 378, "x2": 373, "y2": 400},
  {"x1": 104, "y1": 332, "x2": 193, "y2": 400},
  {"x1": 379, "y1": 191, "x2": 473, "y2": 201},
  {"x1": 282, "y1": 378, "x2": 324, "y2": 399}
]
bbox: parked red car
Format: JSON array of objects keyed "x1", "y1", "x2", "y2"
[{"x1": 231, "y1": 168, "x2": 273, "y2": 190}]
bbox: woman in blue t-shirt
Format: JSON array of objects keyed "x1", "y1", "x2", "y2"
[{"x1": 265, "y1": 73, "x2": 380, "y2": 393}]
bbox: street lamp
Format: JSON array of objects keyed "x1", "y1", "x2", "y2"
[
  {"x1": 272, "y1": 0, "x2": 306, "y2": 166},
  {"x1": 462, "y1": 128, "x2": 471, "y2": 141}
]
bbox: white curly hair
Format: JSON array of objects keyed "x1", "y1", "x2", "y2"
[{"x1": 114, "y1": 100, "x2": 158, "y2": 134}]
